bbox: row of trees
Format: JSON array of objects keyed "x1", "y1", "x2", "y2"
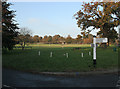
[
  {"x1": 17, "y1": 28, "x2": 94, "y2": 45},
  {"x1": 17, "y1": 27, "x2": 119, "y2": 47}
]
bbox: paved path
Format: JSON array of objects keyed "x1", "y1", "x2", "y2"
[{"x1": 2, "y1": 68, "x2": 119, "y2": 87}]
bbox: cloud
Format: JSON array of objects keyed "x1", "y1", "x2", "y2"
[{"x1": 27, "y1": 18, "x2": 40, "y2": 24}]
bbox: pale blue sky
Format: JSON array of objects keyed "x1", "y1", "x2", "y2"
[{"x1": 10, "y1": 2, "x2": 100, "y2": 38}]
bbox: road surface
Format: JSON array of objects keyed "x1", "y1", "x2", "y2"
[{"x1": 2, "y1": 68, "x2": 119, "y2": 87}]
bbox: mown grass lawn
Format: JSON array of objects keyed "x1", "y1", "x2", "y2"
[{"x1": 2, "y1": 44, "x2": 118, "y2": 72}]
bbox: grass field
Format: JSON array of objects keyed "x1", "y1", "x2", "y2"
[{"x1": 2, "y1": 44, "x2": 118, "y2": 72}]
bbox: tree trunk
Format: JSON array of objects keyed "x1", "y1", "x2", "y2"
[
  {"x1": 22, "y1": 42, "x2": 25, "y2": 50},
  {"x1": 22, "y1": 46, "x2": 24, "y2": 50}
]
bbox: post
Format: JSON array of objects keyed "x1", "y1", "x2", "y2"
[
  {"x1": 89, "y1": 52, "x2": 91, "y2": 56},
  {"x1": 66, "y1": 53, "x2": 68, "y2": 58},
  {"x1": 81, "y1": 53, "x2": 83, "y2": 58},
  {"x1": 118, "y1": 26, "x2": 120, "y2": 76},
  {"x1": 50, "y1": 52, "x2": 52, "y2": 58},
  {"x1": 38, "y1": 51, "x2": 40, "y2": 56},
  {"x1": 93, "y1": 36, "x2": 96, "y2": 67}
]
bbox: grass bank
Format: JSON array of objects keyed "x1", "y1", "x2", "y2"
[{"x1": 3, "y1": 44, "x2": 118, "y2": 72}]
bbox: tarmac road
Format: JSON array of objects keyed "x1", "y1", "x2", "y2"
[{"x1": 2, "y1": 68, "x2": 119, "y2": 87}]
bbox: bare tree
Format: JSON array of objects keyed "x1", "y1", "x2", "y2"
[{"x1": 18, "y1": 27, "x2": 32, "y2": 50}]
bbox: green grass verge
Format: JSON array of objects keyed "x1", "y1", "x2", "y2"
[{"x1": 3, "y1": 44, "x2": 118, "y2": 72}]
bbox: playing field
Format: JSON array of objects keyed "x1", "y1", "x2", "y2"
[{"x1": 2, "y1": 44, "x2": 118, "y2": 72}]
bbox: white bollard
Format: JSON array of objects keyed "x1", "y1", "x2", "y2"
[
  {"x1": 38, "y1": 51, "x2": 40, "y2": 56},
  {"x1": 93, "y1": 36, "x2": 97, "y2": 67},
  {"x1": 89, "y1": 52, "x2": 91, "y2": 56},
  {"x1": 93, "y1": 36, "x2": 96, "y2": 60},
  {"x1": 50, "y1": 52, "x2": 52, "y2": 57},
  {"x1": 81, "y1": 53, "x2": 83, "y2": 58},
  {"x1": 66, "y1": 53, "x2": 69, "y2": 58}
]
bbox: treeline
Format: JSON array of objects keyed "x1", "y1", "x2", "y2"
[{"x1": 17, "y1": 34, "x2": 93, "y2": 45}]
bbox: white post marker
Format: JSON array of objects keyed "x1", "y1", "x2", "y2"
[
  {"x1": 93, "y1": 36, "x2": 96, "y2": 67},
  {"x1": 89, "y1": 52, "x2": 91, "y2": 56},
  {"x1": 81, "y1": 53, "x2": 83, "y2": 58},
  {"x1": 38, "y1": 51, "x2": 40, "y2": 56},
  {"x1": 66, "y1": 53, "x2": 69, "y2": 58},
  {"x1": 50, "y1": 52, "x2": 52, "y2": 57}
]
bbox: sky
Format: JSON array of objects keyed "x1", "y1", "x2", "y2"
[
  {"x1": 8, "y1": 0, "x2": 94, "y2": 2},
  {"x1": 10, "y1": 2, "x2": 102, "y2": 38}
]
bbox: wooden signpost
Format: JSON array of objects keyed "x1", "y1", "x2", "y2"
[{"x1": 93, "y1": 36, "x2": 108, "y2": 67}]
